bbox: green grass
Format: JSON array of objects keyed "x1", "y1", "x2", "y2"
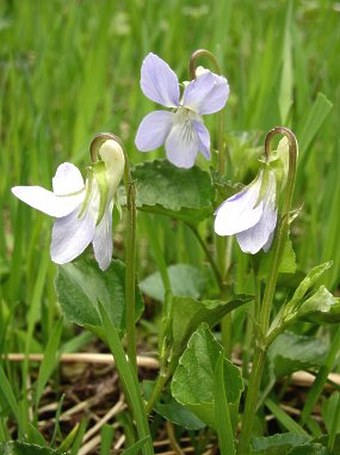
[{"x1": 0, "y1": 0, "x2": 339, "y2": 451}]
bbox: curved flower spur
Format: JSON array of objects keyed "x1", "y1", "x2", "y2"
[
  {"x1": 135, "y1": 52, "x2": 230, "y2": 168},
  {"x1": 11, "y1": 136, "x2": 125, "y2": 270}
]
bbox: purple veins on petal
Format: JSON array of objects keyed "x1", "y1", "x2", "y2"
[
  {"x1": 136, "y1": 52, "x2": 230, "y2": 168},
  {"x1": 140, "y1": 53, "x2": 180, "y2": 108},
  {"x1": 164, "y1": 118, "x2": 199, "y2": 169}
]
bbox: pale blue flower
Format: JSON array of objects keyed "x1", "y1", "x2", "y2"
[
  {"x1": 135, "y1": 53, "x2": 229, "y2": 169},
  {"x1": 11, "y1": 139, "x2": 125, "y2": 270},
  {"x1": 214, "y1": 169, "x2": 277, "y2": 254}
]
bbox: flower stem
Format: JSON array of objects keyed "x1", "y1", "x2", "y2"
[
  {"x1": 188, "y1": 223, "x2": 223, "y2": 292},
  {"x1": 90, "y1": 132, "x2": 138, "y2": 372},
  {"x1": 145, "y1": 369, "x2": 170, "y2": 414},
  {"x1": 124, "y1": 175, "x2": 138, "y2": 372},
  {"x1": 188, "y1": 49, "x2": 222, "y2": 80},
  {"x1": 237, "y1": 127, "x2": 298, "y2": 454}
]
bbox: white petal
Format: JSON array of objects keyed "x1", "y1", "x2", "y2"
[
  {"x1": 51, "y1": 208, "x2": 96, "y2": 264},
  {"x1": 236, "y1": 171, "x2": 278, "y2": 254},
  {"x1": 140, "y1": 53, "x2": 180, "y2": 108},
  {"x1": 165, "y1": 120, "x2": 199, "y2": 169},
  {"x1": 263, "y1": 231, "x2": 275, "y2": 253},
  {"x1": 52, "y1": 162, "x2": 85, "y2": 195},
  {"x1": 193, "y1": 120, "x2": 210, "y2": 159},
  {"x1": 182, "y1": 72, "x2": 229, "y2": 115},
  {"x1": 11, "y1": 185, "x2": 84, "y2": 218},
  {"x1": 214, "y1": 175, "x2": 263, "y2": 236},
  {"x1": 135, "y1": 110, "x2": 174, "y2": 151},
  {"x1": 236, "y1": 208, "x2": 277, "y2": 254},
  {"x1": 92, "y1": 202, "x2": 113, "y2": 271}
]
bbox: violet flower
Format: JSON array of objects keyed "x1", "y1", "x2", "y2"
[
  {"x1": 214, "y1": 169, "x2": 277, "y2": 254},
  {"x1": 11, "y1": 138, "x2": 125, "y2": 270},
  {"x1": 135, "y1": 52, "x2": 229, "y2": 168}
]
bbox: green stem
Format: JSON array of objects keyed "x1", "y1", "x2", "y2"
[
  {"x1": 90, "y1": 133, "x2": 138, "y2": 372},
  {"x1": 188, "y1": 223, "x2": 223, "y2": 292},
  {"x1": 237, "y1": 127, "x2": 298, "y2": 454},
  {"x1": 124, "y1": 175, "x2": 137, "y2": 371},
  {"x1": 189, "y1": 49, "x2": 233, "y2": 355},
  {"x1": 242, "y1": 264, "x2": 259, "y2": 379},
  {"x1": 259, "y1": 127, "x2": 297, "y2": 331},
  {"x1": 145, "y1": 369, "x2": 170, "y2": 415},
  {"x1": 238, "y1": 348, "x2": 266, "y2": 455}
]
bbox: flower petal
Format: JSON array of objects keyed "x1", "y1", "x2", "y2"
[
  {"x1": 135, "y1": 110, "x2": 174, "y2": 151},
  {"x1": 193, "y1": 119, "x2": 210, "y2": 159},
  {"x1": 236, "y1": 171, "x2": 278, "y2": 254},
  {"x1": 51, "y1": 208, "x2": 96, "y2": 264},
  {"x1": 52, "y1": 163, "x2": 85, "y2": 195},
  {"x1": 92, "y1": 201, "x2": 113, "y2": 271},
  {"x1": 165, "y1": 120, "x2": 199, "y2": 168},
  {"x1": 140, "y1": 53, "x2": 180, "y2": 108},
  {"x1": 11, "y1": 185, "x2": 84, "y2": 218},
  {"x1": 214, "y1": 175, "x2": 263, "y2": 235},
  {"x1": 263, "y1": 231, "x2": 275, "y2": 253},
  {"x1": 236, "y1": 207, "x2": 277, "y2": 254},
  {"x1": 182, "y1": 72, "x2": 229, "y2": 115}
]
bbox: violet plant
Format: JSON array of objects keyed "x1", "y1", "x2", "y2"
[{"x1": 9, "y1": 49, "x2": 340, "y2": 455}]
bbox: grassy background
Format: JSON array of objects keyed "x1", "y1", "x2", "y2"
[{"x1": 0, "y1": 0, "x2": 339, "y2": 448}]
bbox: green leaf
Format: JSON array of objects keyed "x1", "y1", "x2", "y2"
[
  {"x1": 121, "y1": 436, "x2": 151, "y2": 455},
  {"x1": 142, "y1": 381, "x2": 205, "y2": 430},
  {"x1": 297, "y1": 286, "x2": 340, "y2": 324},
  {"x1": 56, "y1": 258, "x2": 143, "y2": 337},
  {"x1": 287, "y1": 443, "x2": 331, "y2": 454},
  {"x1": 0, "y1": 442, "x2": 65, "y2": 455},
  {"x1": 268, "y1": 262, "x2": 334, "y2": 337},
  {"x1": 251, "y1": 433, "x2": 311, "y2": 454},
  {"x1": 171, "y1": 323, "x2": 243, "y2": 428},
  {"x1": 214, "y1": 353, "x2": 236, "y2": 454},
  {"x1": 0, "y1": 365, "x2": 22, "y2": 432},
  {"x1": 139, "y1": 264, "x2": 208, "y2": 302},
  {"x1": 287, "y1": 262, "x2": 333, "y2": 311},
  {"x1": 257, "y1": 238, "x2": 297, "y2": 280},
  {"x1": 268, "y1": 332, "x2": 328, "y2": 378},
  {"x1": 265, "y1": 398, "x2": 308, "y2": 435},
  {"x1": 322, "y1": 392, "x2": 340, "y2": 435},
  {"x1": 298, "y1": 93, "x2": 333, "y2": 161},
  {"x1": 35, "y1": 318, "x2": 63, "y2": 406},
  {"x1": 313, "y1": 435, "x2": 340, "y2": 454},
  {"x1": 128, "y1": 159, "x2": 215, "y2": 223},
  {"x1": 171, "y1": 295, "x2": 250, "y2": 360},
  {"x1": 98, "y1": 304, "x2": 153, "y2": 455},
  {"x1": 278, "y1": 0, "x2": 293, "y2": 124}
]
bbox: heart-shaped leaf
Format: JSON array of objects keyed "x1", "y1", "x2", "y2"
[
  {"x1": 139, "y1": 264, "x2": 208, "y2": 302},
  {"x1": 251, "y1": 433, "x2": 311, "y2": 454},
  {"x1": 56, "y1": 258, "x2": 144, "y2": 338},
  {"x1": 171, "y1": 295, "x2": 250, "y2": 360},
  {"x1": 171, "y1": 323, "x2": 243, "y2": 428},
  {"x1": 268, "y1": 332, "x2": 328, "y2": 378},
  {"x1": 126, "y1": 160, "x2": 215, "y2": 223}
]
